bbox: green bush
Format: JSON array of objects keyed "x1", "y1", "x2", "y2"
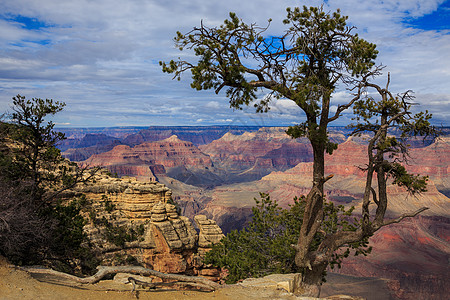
[
  {"x1": 204, "y1": 193, "x2": 304, "y2": 283},
  {"x1": 102, "y1": 195, "x2": 116, "y2": 212},
  {"x1": 46, "y1": 196, "x2": 102, "y2": 275},
  {"x1": 205, "y1": 193, "x2": 371, "y2": 283}
]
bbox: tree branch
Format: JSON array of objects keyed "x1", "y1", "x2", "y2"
[
  {"x1": 328, "y1": 84, "x2": 363, "y2": 123},
  {"x1": 380, "y1": 207, "x2": 429, "y2": 227},
  {"x1": 370, "y1": 186, "x2": 379, "y2": 205}
]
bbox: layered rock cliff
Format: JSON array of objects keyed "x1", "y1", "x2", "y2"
[
  {"x1": 69, "y1": 170, "x2": 224, "y2": 279},
  {"x1": 84, "y1": 135, "x2": 213, "y2": 169},
  {"x1": 122, "y1": 125, "x2": 261, "y2": 146},
  {"x1": 81, "y1": 135, "x2": 220, "y2": 185},
  {"x1": 198, "y1": 127, "x2": 350, "y2": 183},
  {"x1": 334, "y1": 216, "x2": 450, "y2": 300},
  {"x1": 199, "y1": 128, "x2": 314, "y2": 182},
  {"x1": 199, "y1": 128, "x2": 293, "y2": 170}
]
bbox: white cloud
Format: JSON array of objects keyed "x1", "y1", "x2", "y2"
[
  {"x1": 205, "y1": 101, "x2": 220, "y2": 109},
  {"x1": 0, "y1": 0, "x2": 448, "y2": 127}
]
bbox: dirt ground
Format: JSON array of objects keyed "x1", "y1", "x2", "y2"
[
  {"x1": 0, "y1": 256, "x2": 302, "y2": 300},
  {"x1": 0, "y1": 256, "x2": 393, "y2": 300}
]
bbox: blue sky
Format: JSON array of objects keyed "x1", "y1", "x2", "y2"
[{"x1": 0, "y1": 0, "x2": 449, "y2": 127}]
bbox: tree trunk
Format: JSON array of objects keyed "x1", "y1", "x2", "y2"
[
  {"x1": 312, "y1": 138, "x2": 326, "y2": 189},
  {"x1": 294, "y1": 129, "x2": 327, "y2": 296},
  {"x1": 293, "y1": 263, "x2": 327, "y2": 297}
]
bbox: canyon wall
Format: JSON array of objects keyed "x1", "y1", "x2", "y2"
[
  {"x1": 122, "y1": 125, "x2": 261, "y2": 146},
  {"x1": 334, "y1": 216, "x2": 450, "y2": 300},
  {"x1": 80, "y1": 135, "x2": 221, "y2": 185},
  {"x1": 70, "y1": 170, "x2": 224, "y2": 280}
]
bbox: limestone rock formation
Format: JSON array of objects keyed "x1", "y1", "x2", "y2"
[
  {"x1": 70, "y1": 170, "x2": 223, "y2": 278},
  {"x1": 83, "y1": 135, "x2": 213, "y2": 170},
  {"x1": 192, "y1": 215, "x2": 225, "y2": 279},
  {"x1": 199, "y1": 127, "x2": 345, "y2": 182},
  {"x1": 150, "y1": 202, "x2": 197, "y2": 251},
  {"x1": 80, "y1": 135, "x2": 221, "y2": 185},
  {"x1": 194, "y1": 215, "x2": 225, "y2": 255}
]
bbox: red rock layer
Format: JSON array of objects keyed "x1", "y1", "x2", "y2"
[
  {"x1": 335, "y1": 216, "x2": 449, "y2": 300},
  {"x1": 83, "y1": 135, "x2": 213, "y2": 174},
  {"x1": 199, "y1": 128, "x2": 316, "y2": 172}
]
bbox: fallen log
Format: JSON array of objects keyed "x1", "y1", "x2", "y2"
[
  {"x1": 21, "y1": 265, "x2": 221, "y2": 290},
  {"x1": 127, "y1": 277, "x2": 215, "y2": 292}
]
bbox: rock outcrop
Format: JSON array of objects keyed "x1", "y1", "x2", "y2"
[
  {"x1": 194, "y1": 215, "x2": 225, "y2": 255},
  {"x1": 70, "y1": 170, "x2": 224, "y2": 279}
]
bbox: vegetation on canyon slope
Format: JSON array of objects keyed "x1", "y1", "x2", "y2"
[
  {"x1": 0, "y1": 95, "x2": 99, "y2": 271},
  {"x1": 205, "y1": 193, "x2": 370, "y2": 283},
  {"x1": 161, "y1": 4, "x2": 436, "y2": 296}
]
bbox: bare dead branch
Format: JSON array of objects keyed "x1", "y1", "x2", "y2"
[
  {"x1": 380, "y1": 207, "x2": 429, "y2": 227},
  {"x1": 128, "y1": 277, "x2": 215, "y2": 292},
  {"x1": 20, "y1": 265, "x2": 221, "y2": 289},
  {"x1": 370, "y1": 186, "x2": 379, "y2": 205},
  {"x1": 322, "y1": 174, "x2": 334, "y2": 183}
]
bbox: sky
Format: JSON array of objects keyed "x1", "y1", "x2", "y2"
[{"x1": 0, "y1": 0, "x2": 449, "y2": 128}]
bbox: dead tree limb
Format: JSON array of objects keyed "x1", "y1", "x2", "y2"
[
  {"x1": 128, "y1": 277, "x2": 215, "y2": 292},
  {"x1": 21, "y1": 265, "x2": 221, "y2": 290},
  {"x1": 380, "y1": 207, "x2": 429, "y2": 227}
]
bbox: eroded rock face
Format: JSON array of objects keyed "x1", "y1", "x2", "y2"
[
  {"x1": 199, "y1": 128, "x2": 302, "y2": 173},
  {"x1": 83, "y1": 135, "x2": 213, "y2": 170},
  {"x1": 335, "y1": 216, "x2": 450, "y2": 300},
  {"x1": 194, "y1": 215, "x2": 225, "y2": 254},
  {"x1": 80, "y1": 135, "x2": 219, "y2": 185},
  {"x1": 72, "y1": 170, "x2": 223, "y2": 278},
  {"x1": 150, "y1": 202, "x2": 197, "y2": 250}
]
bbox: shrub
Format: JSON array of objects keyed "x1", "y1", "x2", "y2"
[
  {"x1": 205, "y1": 193, "x2": 371, "y2": 283},
  {"x1": 0, "y1": 177, "x2": 52, "y2": 265},
  {"x1": 204, "y1": 193, "x2": 304, "y2": 283}
]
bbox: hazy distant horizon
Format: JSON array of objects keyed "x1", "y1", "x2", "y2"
[{"x1": 55, "y1": 124, "x2": 450, "y2": 130}]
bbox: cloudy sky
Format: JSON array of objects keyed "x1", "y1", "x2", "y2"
[{"x1": 1, "y1": 0, "x2": 449, "y2": 128}]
